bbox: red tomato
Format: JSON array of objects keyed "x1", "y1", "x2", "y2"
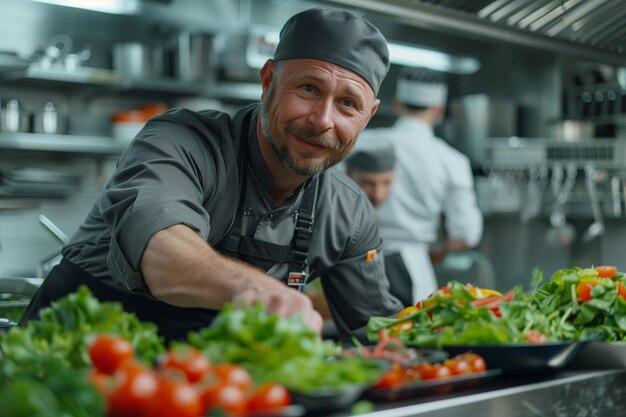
[
  {"x1": 108, "y1": 362, "x2": 159, "y2": 417},
  {"x1": 433, "y1": 364, "x2": 452, "y2": 379},
  {"x1": 445, "y1": 358, "x2": 471, "y2": 375},
  {"x1": 160, "y1": 346, "x2": 211, "y2": 383},
  {"x1": 88, "y1": 334, "x2": 134, "y2": 375},
  {"x1": 524, "y1": 330, "x2": 547, "y2": 344},
  {"x1": 247, "y1": 383, "x2": 291, "y2": 413},
  {"x1": 595, "y1": 266, "x2": 617, "y2": 279},
  {"x1": 577, "y1": 281, "x2": 597, "y2": 302},
  {"x1": 144, "y1": 378, "x2": 203, "y2": 417},
  {"x1": 201, "y1": 383, "x2": 247, "y2": 415},
  {"x1": 374, "y1": 368, "x2": 405, "y2": 388},
  {"x1": 462, "y1": 353, "x2": 487, "y2": 373},
  {"x1": 617, "y1": 282, "x2": 626, "y2": 300},
  {"x1": 213, "y1": 363, "x2": 253, "y2": 392},
  {"x1": 414, "y1": 363, "x2": 451, "y2": 380}
]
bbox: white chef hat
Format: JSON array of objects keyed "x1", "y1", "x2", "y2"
[{"x1": 395, "y1": 67, "x2": 448, "y2": 108}]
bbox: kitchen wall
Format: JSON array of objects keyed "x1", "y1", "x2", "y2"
[{"x1": 0, "y1": 0, "x2": 242, "y2": 277}]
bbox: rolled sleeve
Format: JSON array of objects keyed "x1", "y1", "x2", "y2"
[{"x1": 101, "y1": 115, "x2": 221, "y2": 292}]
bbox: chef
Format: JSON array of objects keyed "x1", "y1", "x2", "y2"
[
  {"x1": 358, "y1": 67, "x2": 483, "y2": 303},
  {"x1": 21, "y1": 7, "x2": 403, "y2": 342},
  {"x1": 345, "y1": 137, "x2": 413, "y2": 306}
]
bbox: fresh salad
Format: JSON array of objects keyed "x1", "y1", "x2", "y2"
[
  {"x1": 368, "y1": 265, "x2": 626, "y2": 347},
  {"x1": 532, "y1": 265, "x2": 626, "y2": 341},
  {"x1": 368, "y1": 281, "x2": 550, "y2": 347}
]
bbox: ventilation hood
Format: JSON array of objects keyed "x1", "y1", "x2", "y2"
[{"x1": 318, "y1": 0, "x2": 626, "y2": 66}]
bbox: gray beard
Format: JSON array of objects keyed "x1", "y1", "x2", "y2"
[{"x1": 260, "y1": 93, "x2": 345, "y2": 176}]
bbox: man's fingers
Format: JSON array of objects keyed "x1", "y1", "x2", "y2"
[{"x1": 231, "y1": 286, "x2": 321, "y2": 333}]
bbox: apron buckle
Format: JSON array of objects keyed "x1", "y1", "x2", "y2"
[{"x1": 287, "y1": 271, "x2": 309, "y2": 288}]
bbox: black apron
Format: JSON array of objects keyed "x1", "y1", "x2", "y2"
[
  {"x1": 383, "y1": 252, "x2": 414, "y2": 307},
  {"x1": 21, "y1": 118, "x2": 319, "y2": 342}
]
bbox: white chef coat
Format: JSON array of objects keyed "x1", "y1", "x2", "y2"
[{"x1": 359, "y1": 117, "x2": 483, "y2": 303}]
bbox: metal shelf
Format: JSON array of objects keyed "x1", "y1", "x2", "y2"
[
  {"x1": 0, "y1": 132, "x2": 126, "y2": 155},
  {"x1": 3, "y1": 65, "x2": 262, "y2": 101}
]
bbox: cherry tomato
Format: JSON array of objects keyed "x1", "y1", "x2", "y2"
[
  {"x1": 462, "y1": 353, "x2": 487, "y2": 373},
  {"x1": 434, "y1": 364, "x2": 452, "y2": 379},
  {"x1": 159, "y1": 346, "x2": 211, "y2": 383},
  {"x1": 414, "y1": 363, "x2": 451, "y2": 380},
  {"x1": 88, "y1": 334, "x2": 134, "y2": 375},
  {"x1": 108, "y1": 362, "x2": 159, "y2": 417},
  {"x1": 247, "y1": 383, "x2": 291, "y2": 413},
  {"x1": 144, "y1": 378, "x2": 203, "y2": 417},
  {"x1": 213, "y1": 363, "x2": 253, "y2": 392},
  {"x1": 617, "y1": 282, "x2": 626, "y2": 300},
  {"x1": 524, "y1": 330, "x2": 547, "y2": 344},
  {"x1": 201, "y1": 383, "x2": 247, "y2": 415},
  {"x1": 374, "y1": 368, "x2": 405, "y2": 388},
  {"x1": 445, "y1": 358, "x2": 471, "y2": 375},
  {"x1": 595, "y1": 266, "x2": 617, "y2": 279},
  {"x1": 577, "y1": 281, "x2": 597, "y2": 302}
]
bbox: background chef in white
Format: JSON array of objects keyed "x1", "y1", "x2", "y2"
[{"x1": 358, "y1": 67, "x2": 483, "y2": 304}]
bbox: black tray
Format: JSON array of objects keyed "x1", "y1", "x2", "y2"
[
  {"x1": 365, "y1": 369, "x2": 502, "y2": 401},
  {"x1": 289, "y1": 384, "x2": 367, "y2": 415},
  {"x1": 569, "y1": 341, "x2": 626, "y2": 369},
  {"x1": 442, "y1": 340, "x2": 589, "y2": 374}
]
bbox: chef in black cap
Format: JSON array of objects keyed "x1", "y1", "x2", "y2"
[
  {"x1": 346, "y1": 136, "x2": 396, "y2": 208},
  {"x1": 22, "y1": 7, "x2": 403, "y2": 342}
]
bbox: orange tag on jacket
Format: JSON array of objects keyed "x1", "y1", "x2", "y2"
[{"x1": 366, "y1": 249, "x2": 378, "y2": 263}]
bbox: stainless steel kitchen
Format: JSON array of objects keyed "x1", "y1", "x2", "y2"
[{"x1": 0, "y1": 0, "x2": 625, "y2": 416}]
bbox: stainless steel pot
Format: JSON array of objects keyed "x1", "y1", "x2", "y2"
[{"x1": 113, "y1": 42, "x2": 164, "y2": 80}]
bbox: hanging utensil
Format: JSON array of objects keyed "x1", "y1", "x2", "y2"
[
  {"x1": 581, "y1": 165, "x2": 605, "y2": 243},
  {"x1": 545, "y1": 165, "x2": 577, "y2": 248},
  {"x1": 611, "y1": 176, "x2": 621, "y2": 218}
]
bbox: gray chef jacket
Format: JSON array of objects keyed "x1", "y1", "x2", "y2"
[{"x1": 62, "y1": 104, "x2": 402, "y2": 340}]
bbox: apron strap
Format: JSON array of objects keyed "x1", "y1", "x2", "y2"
[{"x1": 287, "y1": 176, "x2": 319, "y2": 290}]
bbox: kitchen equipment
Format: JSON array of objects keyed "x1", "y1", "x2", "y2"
[
  {"x1": 176, "y1": 32, "x2": 214, "y2": 83},
  {"x1": 581, "y1": 165, "x2": 605, "y2": 243},
  {"x1": 547, "y1": 120, "x2": 595, "y2": 142},
  {"x1": 545, "y1": 166, "x2": 577, "y2": 248},
  {"x1": 113, "y1": 42, "x2": 164, "y2": 80},
  {"x1": 611, "y1": 175, "x2": 622, "y2": 218},
  {"x1": 37, "y1": 214, "x2": 68, "y2": 278},
  {"x1": 0, "y1": 50, "x2": 31, "y2": 74},
  {"x1": 0, "y1": 99, "x2": 30, "y2": 132},
  {"x1": 33, "y1": 101, "x2": 67, "y2": 134}
]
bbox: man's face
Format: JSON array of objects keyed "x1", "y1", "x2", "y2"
[
  {"x1": 260, "y1": 59, "x2": 380, "y2": 176},
  {"x1": 348, "y1": 169, "x2": 395, "y2": 207}
]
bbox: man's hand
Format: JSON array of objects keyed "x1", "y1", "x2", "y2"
[{"x1": 233, "y1": 285, "x2": 324, "y2": 334}]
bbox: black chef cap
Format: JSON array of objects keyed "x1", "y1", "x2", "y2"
[
  {"x1": 274, "y1": 7, "x2": 390, "y2": 96},
  {"x1": 346, "y1": 137, "x2": 395, "y2": 173}
]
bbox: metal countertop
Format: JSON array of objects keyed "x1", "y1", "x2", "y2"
[{"x1": 334, "y1": 369, "x2": 626, "y2": 417}]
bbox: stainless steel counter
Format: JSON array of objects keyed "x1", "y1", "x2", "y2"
[{"x1": 340, "y1": 369, "x2": 625, "y2": 417}]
